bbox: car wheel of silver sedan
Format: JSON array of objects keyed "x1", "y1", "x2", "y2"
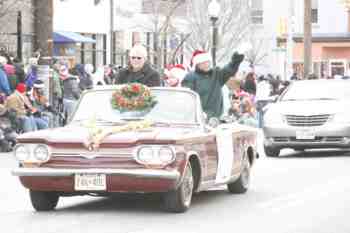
[
  {"x1": 264, "y1": 146, "x2": 280, "y2": 157},
  {"x1": 30, "y1": 190, "x2": 59, "y2": 211},
  {"x1": 227, "y1": 155, "x2": 250, "y2": 194},
  {"x1": 163, "y1": 163, "x2": 194, "y2": 213}
]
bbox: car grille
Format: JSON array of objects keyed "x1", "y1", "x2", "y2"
[
  {"x1": 285, "y1": 114, "x2": 331, "y2": 127},
  {"x1": 44, "y1": 147, "x2": 141, "y2": 169}
]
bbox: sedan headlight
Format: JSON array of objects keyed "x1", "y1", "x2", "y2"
[
  {"x1": 14, "y1": 144, "x2": 51, "y2": 163},
  {"x1": 135, "y1": 145, "x2": 176, "y2": 166}
]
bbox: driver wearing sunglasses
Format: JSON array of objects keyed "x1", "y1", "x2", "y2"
[{"x1": 115, "y1": 44, "x2": 161, "y2": 87}]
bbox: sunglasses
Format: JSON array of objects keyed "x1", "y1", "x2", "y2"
[{"x1": 131, "y1": 56, "x2": 143, "y2": 60}]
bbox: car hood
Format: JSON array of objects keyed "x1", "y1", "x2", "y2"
[
  {"x1": 17, "y1": 124, "x2": 201, "y2": 145},
  {"x1": 268, "y1": 99, "x2": 348, "y2": 115}
]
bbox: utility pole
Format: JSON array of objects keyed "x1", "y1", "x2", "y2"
[
  {"x1": 17, "y1": 11, "x2": 22, "y2": 62},
  {"x1": 110, "y1": 0, "x2": 115, "y2": 64},
  {"x1": 286, "y1": 0, "x2": 294, "y2": 80},
  {"x1": 304, "y1": 0, "x2": 312, "y2": 79},
  {"x1": 33, "y1": 0, "x2": 53, "y2": 64}
]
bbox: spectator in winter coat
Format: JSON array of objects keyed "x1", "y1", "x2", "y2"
[
  {"x1": 59, "y1": 65, "x2": 80, "y2": 119},
  {"x1": 75, "y1": 64, "x2": 93, "y2": 91},
  {"x1": 5, "y1": 83, "x2": 48, "y2": 132},
  {"x1": 24, "y1": 57, "x2": 39, "y2": 89},
  {"x1": 116, "y1": 44, "x2": 161, "y2": 87},
  {"x1": 182, "y1": 50, "x2": 245, "y2": 119},
  {"x1": 0, "y1": 56, "x2": 11, "y2": 96},
  {"x1": 4, "y1": 63, "x2": 18, "y2": 92},
  {"x1": 243, "y1": 72, "x2": 257, "y2": 96}
]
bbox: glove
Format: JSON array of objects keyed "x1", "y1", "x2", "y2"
[
  {"x1": 231, "y1": 52, "x2": 245, "y2": 65},
  {"x1": 33, "y1": 111, "x2": 42, "y2": 118}
]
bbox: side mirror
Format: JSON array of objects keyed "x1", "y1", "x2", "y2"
[{"x1": 208, "y1": 117, "x2": 220, "y2": 128}]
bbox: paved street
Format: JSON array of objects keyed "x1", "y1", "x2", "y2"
[{"x1": 2, "y1": 141, "x2": 350, "y2": 233}]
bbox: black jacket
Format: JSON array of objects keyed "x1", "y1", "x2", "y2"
[
  {"x1": 63, "y1": 76, "x2": 80, "y2": 100},
  {"x1": 116, "y1": 63, "x2": 160, "y2": 87}
]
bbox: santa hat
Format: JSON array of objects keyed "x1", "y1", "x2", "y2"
[
  {"x1": 16, "y1": 83, "x2": 26, "y2": 94},
  {"x1": 191, "y1": 50, "x2": 211, "y2": 67},
  {"x1": 167, "y1": 64, "x2": 187, "y2": 87}
]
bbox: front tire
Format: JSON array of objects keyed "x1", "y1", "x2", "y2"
[
  {"x1": 264, "y1": 146, "x2": 280, "y2": 157},
  {"x1": 30, "y1": 190, "x2": 59, "y2": 211},
  {"x1": 227, "y1": 156, "x2": 250, "y2": 194},
  {"x1": 163, "y1": 163, "x2": 194, "y2": 213}
]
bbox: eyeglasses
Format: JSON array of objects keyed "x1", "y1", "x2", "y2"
[{"x1": 131, "y1": 56, "x2": 143, "y2": 60}]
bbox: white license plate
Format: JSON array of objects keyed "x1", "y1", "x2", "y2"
[
  {"x1": 296, "y1": 129, "x2": 315, "y2": 140},
  {"x1": 74, "y1": 174, "x2": 106, "y2": 191}
]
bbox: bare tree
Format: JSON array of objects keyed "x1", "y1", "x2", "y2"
[
  {"x1": 245, "y1": 33, "x2": 269, "y2": 70},
  {"x1": 133, "y1": 0, "x2": 187, "y2": 70},
  {"x1": 0, "y1": 0, "x2": 32, "y2": 55},
  {"x1": 185, "y1": 0, "x2": 251, "y2": 64}
]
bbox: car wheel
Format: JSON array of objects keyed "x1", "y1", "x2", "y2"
[
  {"x1": 227, "y1": 155, "x2": 250, "y2": 194},
  {"x1": 264, "y1": 146, "x2": 280, "y2": 157},
  {"x1": 163, "y1": 163, "x2": 194, "y2": 213},
  {"x1": 30, "y1": 190, "x2": 59, "y2": 211}
]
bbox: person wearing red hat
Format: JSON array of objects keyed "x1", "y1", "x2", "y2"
[
  {"x1": 5, "y1": 83, "x2": 48, "y2": 132},
  {"x1": 182, "y1": 50, "x2": 245, "y2": 119},
  {"x1": 164, "y1": 64, "x2": 187, "y2": 87}
]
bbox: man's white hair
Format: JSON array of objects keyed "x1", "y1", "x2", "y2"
[{"x1": 129, "y1": 44, "x2": 147, "y2": 59}]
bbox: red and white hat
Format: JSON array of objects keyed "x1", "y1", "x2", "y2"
[
  {"x1": 191, "y1": 50, "x2": 211, "y2": 68},
  {"x1": 166, "y1": 64, "x2": 187, "y2": 87}
]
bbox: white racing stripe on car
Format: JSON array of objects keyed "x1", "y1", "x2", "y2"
[{"x1": 257, "y1": 176, "x2": 350, "y2": 212}]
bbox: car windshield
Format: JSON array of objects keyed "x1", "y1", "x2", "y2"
[
  {"x1": 71, "y1": 88, "x2": 198, "y2": 124},
  {"x1": 280, "y1": 81, "x2": 350, "y2": 101}
]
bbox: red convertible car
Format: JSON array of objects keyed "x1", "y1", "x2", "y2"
[{"x1": 12, "y1": 86, "x2": 258, "y2": 213}]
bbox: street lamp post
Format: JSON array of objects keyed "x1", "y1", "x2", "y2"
[
  {"x1": 340, "y1": 0, "x2": 350, "y2": 32},
  {"x1": 208, "y1": 0, "x2": 220, "y2": 67}
]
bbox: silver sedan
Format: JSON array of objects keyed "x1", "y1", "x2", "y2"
[{"x1": 263, "y1": 79, "x2": 350, "y2": 157}]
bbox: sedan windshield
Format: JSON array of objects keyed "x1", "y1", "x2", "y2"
[
  {"x1": 71, "y1": 89, "x2": 198, "y2": 124},
  {"x1": 281, "y1": 81, "x2": 350, "y2": 101}
]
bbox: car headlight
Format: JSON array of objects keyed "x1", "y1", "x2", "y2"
[
  {"x1": 135, "y1": 145, "x2": 176, "y2": 166},
  {"x1": 14, "y1": 144, "x2": 30, "y2": 162},
  {"x1": 14, "y1": 144, "x2": 51, "y2": 163},
  {"x1": 33, "y1": 145, "x2": 50, "y2": 162},
  {"x1": 158, "y1": 146, "x2": 176, "y2": 163},
  {"x1": 137, "y1": 146, "x2": 155, "y2": 163}
]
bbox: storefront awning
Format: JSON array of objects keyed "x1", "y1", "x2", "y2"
[{"x1": 53, "y1": 31, "x2": 96, "y2": 43}]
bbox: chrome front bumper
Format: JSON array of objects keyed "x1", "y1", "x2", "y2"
[
  {"x1": 12, "y1": 168, "x2": 180, "y2": 180},
  {"x1": 263, "y1": 123, "x2": 350, "y2": 149}
]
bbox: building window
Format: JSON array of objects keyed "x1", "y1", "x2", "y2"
[
  {"x1": 251, "y1": 0, "x2": 263, "y2": 24},
  {"x1": 311, "y1": 0, "x2": 318, "y2": 24}
]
